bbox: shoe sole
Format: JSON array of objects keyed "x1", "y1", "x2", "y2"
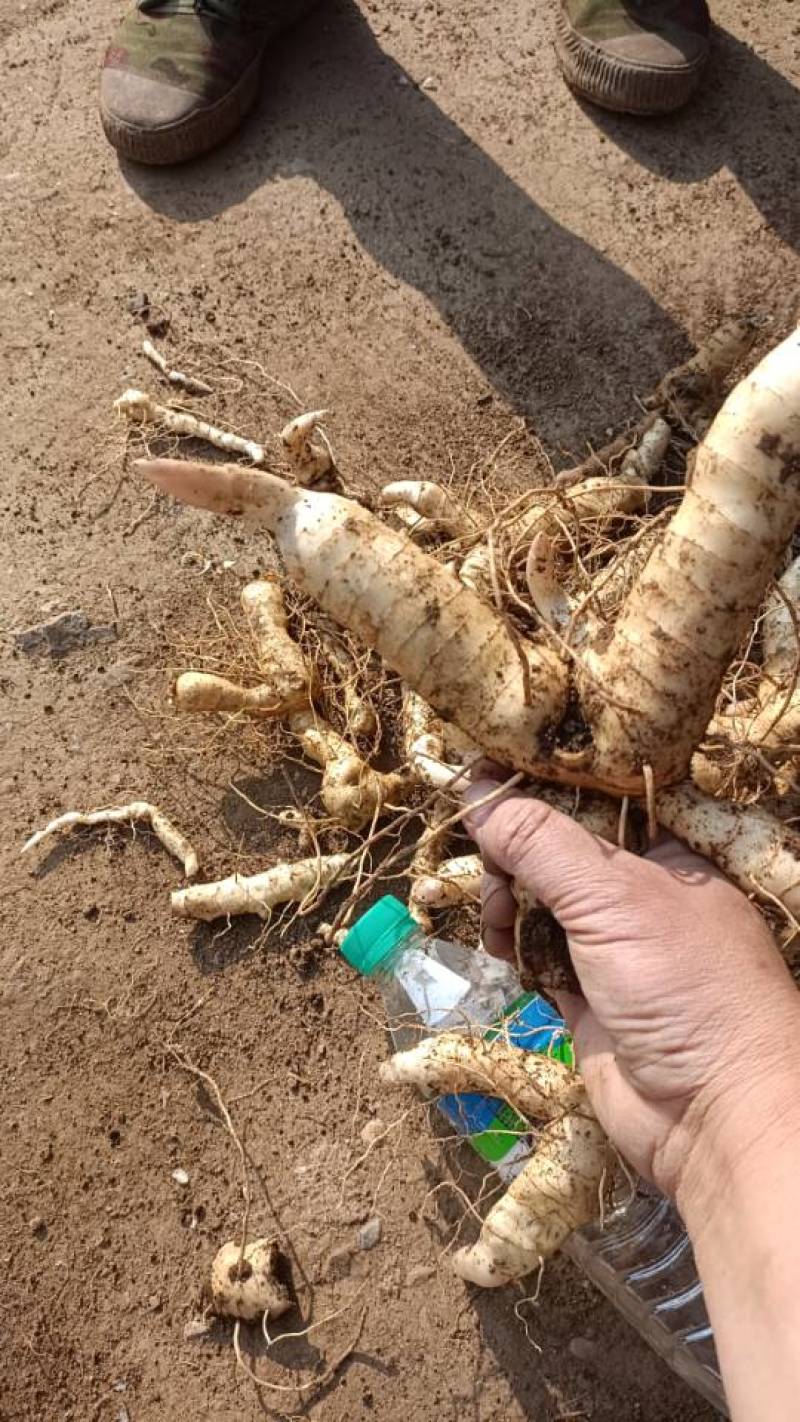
[
  {"x1": 554, "y1": 9, "x2": 709, "y2": 116},
  {"x1": 100, "y1": 47, "x2": 263, "y2": 165}
]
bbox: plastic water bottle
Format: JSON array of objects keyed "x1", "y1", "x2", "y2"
[{"x1": 340, "y1": 896, "x2": 727, "y2": 1416}]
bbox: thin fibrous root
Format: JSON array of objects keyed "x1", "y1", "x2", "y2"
[
  {"x1": 22, "y1": 802, "x2": 199, "y2": 877},
  {"x1": 411, "y1": 854, "x2": 483, "y2": 910},
  {"x1": 381, "y1": 1033, "x2": 606, "y2": 1285},
  {"x1": 279, "y1": 410, "x2": 333, "y2": 487},
  {"x1": 171, "y1": 853, "x2": 349, "y2": 921},
  {"x1": 319, "y1": 629, "x2": 376, "y2": 738},
  {"x1": 115, "y1": 389, "x2": 266, "y2": 464},
  {"x1": 142, "y1": 340, "x2": 213, "y2": 396},
  {"x1": 380, "y1": 481, "x2": 474, "y2": 540},
  {"x1": 289, "y1": 710, "x2": 413, "y2": 831},
  {"x1": 657, "y1": 782, "x2": 800, "y2": 919}
]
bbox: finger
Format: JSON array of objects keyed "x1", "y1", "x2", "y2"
[
  {"x1": 469, "y1": 791, "x2": 626, "y2": 925},
  {"x1": 481, "y1": 923, "x2": 515, "y2": 961},
  {"x1": 481, "y1": 870, "x2": 517, "y2": 930}
]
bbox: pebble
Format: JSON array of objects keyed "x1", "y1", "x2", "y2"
[
  {"x1": 323, "y1": 1245, "x2": 353, "y2": 1281},
  {"x1": 105, "y1": 661, "x2": 137, "y2": 687},
  {"x1": 13, "y1": 609, "x2": 116, "y2": 658},
  {"x1": 356, "y1": 1217, "x2": 382, "y2": 1251},
  {"x1": 359, "y1": 1117, "x2": 386, "y2": 1147},
  {"x1": 183, "y1": 1318, "x2": 211, "y2": 1341},
  {"x1": 568, "y1": 1336, "x2": 596, "y2": 1364},
  {"x1": 28, "y1": 1216, "x2": 46, "y2": 1237},
  {"x1": 171, "y1": 1167, "x2": 190, "y2": 1186},
  {"x1": 405, "y1": 1263, "x2": 435, "y2": 1287}
]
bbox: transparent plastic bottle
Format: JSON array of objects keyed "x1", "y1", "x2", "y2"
[{"x1": 340, "y1": 895, "x2": 727, "y2": 1416}]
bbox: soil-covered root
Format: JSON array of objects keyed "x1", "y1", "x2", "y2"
[
  {"x1": 22, "y1": 802, "x2": 199, "y2": 877},
  {"x1": 453, "y1": 1111, "x2": 607, "y2": 1285},
  {"x1": 381, "y1": 1033, "x2": 605, "y2": 1285},
  {"x1": 142, "y1": 339, "x2": 213, "y2": 396},
  {"x1": 173, "y1": 671, "x2": 295, "y2": 717},
  {"x1": 279, "y1": 410, "x2": 333, "y2": 487},
  {"x1": 171, "y1": 852, "x2": 349, "y2": 921},
  {"x1": 380, "y1": 481, "x2": 474, "y2": 540},
  {"x1": 289, "y1": 711, "x2": 412, "y2": 831},
  {"x1": 380, "y1": 1032, "x2": 587, "y2": 1118},
  {"x1": 135, "y1": 458, "x2": 571, "y2": 780},
  {"x1": 411, "y1": 854, "x2": 483, "y2": 910},
  {"x1": 646, "y1": 315, "x2": 757, "y2": 432},
  {"x1": 210, "y1": 1239, "x2": 291, "y2": 1321},
  {"x1": 581, "y1": 327, "x2": 800, "y2": 790},
  {"x1": 173, "y1": 577, "x2": 315, "y2": 718},
  {"x1": 657, "y1": 782, "x2": 800, "y2": 918},
  {"x1": 115, "y1": 389, "x2": 266, "y2": 463}
]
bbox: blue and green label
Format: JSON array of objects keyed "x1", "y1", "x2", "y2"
[{"x1": 438, "y1": 993, "x2": 574, "y2": 1166}]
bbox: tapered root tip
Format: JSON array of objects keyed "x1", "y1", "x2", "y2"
[
  {"x1": 133, "y1": 458, "x2": 293, "y2": 524},
  {"x1": 451, "y1": 1243, "x2": 509, "y2": 1288}
]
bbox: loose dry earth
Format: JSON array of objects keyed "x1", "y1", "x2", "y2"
[{"x1": 2, "y1": 1, "x2": 798, "y2": 1418}]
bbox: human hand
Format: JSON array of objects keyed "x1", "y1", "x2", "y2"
[{"x1": 466, "y1": 782, "x2": 800, "y2": 1202}]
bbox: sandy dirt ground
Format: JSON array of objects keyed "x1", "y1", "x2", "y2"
[{"x1": 2, "y1": 0, "x2": 799, "y2": 1418}]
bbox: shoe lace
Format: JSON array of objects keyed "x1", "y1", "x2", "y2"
[{"x1": 139, "y1": 0, "x2": 257, "y2": 25}]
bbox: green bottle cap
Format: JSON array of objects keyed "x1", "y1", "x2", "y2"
[{"x1": 339, "y1": 894, "x2": 419, "y2": 976}]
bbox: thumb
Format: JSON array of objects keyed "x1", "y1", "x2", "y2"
[{"x1": 467, "y1": 787, "x2": 626, "y2": 927}]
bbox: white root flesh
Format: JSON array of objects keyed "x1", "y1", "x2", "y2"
[
  {"x1": 279, "y1": 410, "x2": 332, "y2": 486},
  {"x1": 22, "y1": 802, "x2": 199, "y2": 877},
  {"x1": 402, "y1": 687, "x2": 469, "y2": 789},
  {"x1": 142, "y1": 340, "x2": 213, "y2": 396},
  {"x1": 289, "y1": 711, "x2": 412, "y2": 831},
  {"x1": 210, "y1": 1239, "x2": 291, "y2": 1321},
  {"x1": 657, "y1": 783, "x2": 800, "y2": 917},
  {"x1": 454, "y1": 1112, "x2": 607, "y2": 1286},
  {"x1": 115, "y1": 389, "x2": 265, "y2": 464},
  {"x1": 524, "y1": 532, "x2": 574, "y2": 635},
  {"x1": 408, "y1": 798, "x2": 452, "y2": 929},
  {"x1": 761, "y1": 555, "x2": 800, "y2": 688},
  {"x1": 381, "y1": 1033, "x2": 605, "y2": 1285},
  {"x1": 381, "y1": 481, "x2": 474, "y2": 539},
  {"x1": 241, "y1": 577, "x2": 315, "y2": 712},
  {"x1": 411, "y1": 854, "x2": 483, "y2": 909},
  {"x1": 618, "y1": 415, "x2": 671, "y2": 482},
  {"x1": 581, "y1": 328, "x2": 800, "y2": 789},
  {"x1": 172, "y1": 853, "x2": 349, "y2": 921},
  {"x1": 172, "y1": 671, "x2": 293, "y2": 717}
]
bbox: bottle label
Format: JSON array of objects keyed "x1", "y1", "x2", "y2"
[{"x1": 438, "y1": 992, "x2": 574, "y2": 1175}]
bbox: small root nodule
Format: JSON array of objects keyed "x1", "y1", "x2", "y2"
[{"x1": 210, "y1": 1239, "x2": 291, "y2": 1321}]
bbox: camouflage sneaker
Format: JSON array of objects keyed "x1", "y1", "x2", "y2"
[
  {"x1": 556, "y1": 0, "x2": 711, "y2": 115},
  {"x1": 101, "y1": 0, "x2": 319, "y2": 165}
]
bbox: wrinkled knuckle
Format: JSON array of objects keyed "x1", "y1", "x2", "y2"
[{"x1": 484, "y1": 796, "x2": 553, "y2": 875}]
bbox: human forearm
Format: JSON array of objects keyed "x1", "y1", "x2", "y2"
[{"x1": 677, "y1": 1057, "x2": 800, "y2": 1421}]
